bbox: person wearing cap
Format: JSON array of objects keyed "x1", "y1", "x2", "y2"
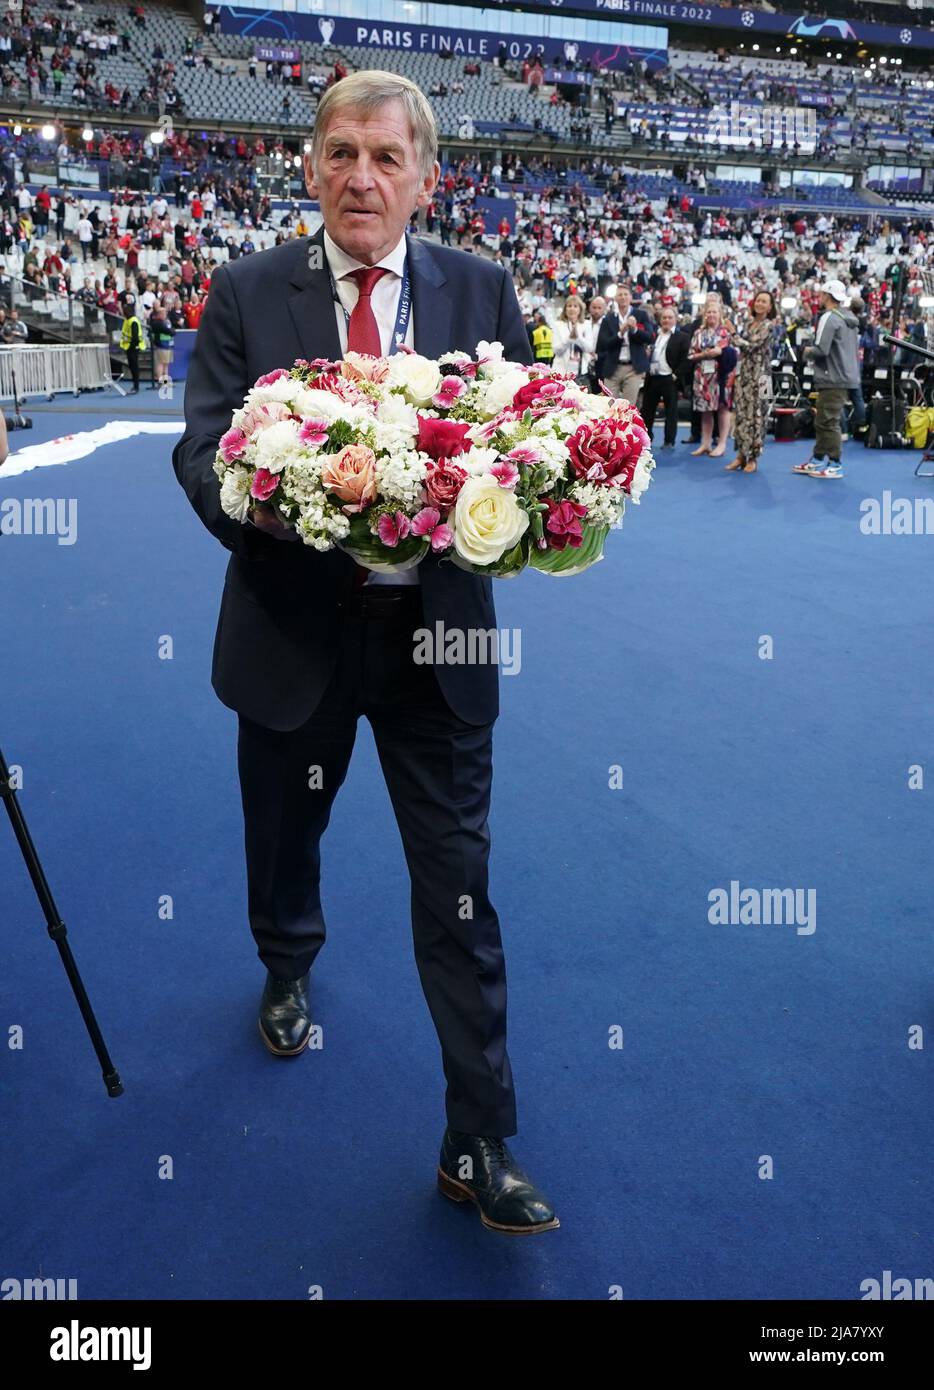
[{"x1": 793, "y1": 279, "x2": 860, "y2": 480}]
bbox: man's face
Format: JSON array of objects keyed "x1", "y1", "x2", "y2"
[
  {"x1": 617, "y1": 288, "x2": 632, "y2": 314},
  {"x1": 589, "y1": 297, "x2": 606, "y2": 321},
  {"x1": 660, "y1": 309, "x2": 676, "y2": 333},
  {"x1": 304, "y1": 99, "x2": 440, "y2": 264}
]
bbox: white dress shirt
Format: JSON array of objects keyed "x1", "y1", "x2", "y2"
[
  {"x1": 322, "y1": 228, "x2": 418, "y2": 587},
  {"x1": 649, "y1": 330, "x2": 673, "y2": 376}
]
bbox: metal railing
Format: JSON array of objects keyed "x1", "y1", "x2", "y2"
[{"x1": 0, "y1": 343, "x2": 115, "y2": 401}]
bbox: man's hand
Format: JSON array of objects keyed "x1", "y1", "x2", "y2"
[{"x1": 248, "y1": 503, "x2": 299, "y2": 542}]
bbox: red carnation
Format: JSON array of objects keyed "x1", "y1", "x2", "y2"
[
  {"x1": 566, "y1": 416, "x2": 649, "y2": 488},
  {"x1": 544, "y1": 498, "x2": 588, "y2": 550}
]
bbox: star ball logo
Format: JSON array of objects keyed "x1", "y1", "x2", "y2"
[
  {"x1": 741, "y1": 10, "x2": 755, "y2": 26},
  {"x1": 900, "y1": 28, "x2": 913, "y2": 43}
]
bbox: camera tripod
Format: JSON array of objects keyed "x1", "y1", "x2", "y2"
[{"x1": 1, "y1": 746, "x2": 122, "y2": 1097}]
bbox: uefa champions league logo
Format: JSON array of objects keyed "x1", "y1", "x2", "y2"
[
  {"x1": 741, "y1": 11, "x2": 755, "y2": 25},
  {"x1": 563, "y1": 42, "x2": 579, "y2": 63},
  {"x1": 900, "y1": 29, "x2": 913, "y2": 43},
  {"x1": 318, "y1": 17, "x2": 335, "y2": 45}
]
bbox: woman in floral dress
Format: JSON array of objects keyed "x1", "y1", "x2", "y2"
[
  {"x1": 726, "y1": 290, "x2": 777, "y2": 473},
  {"x1": 688, "y1": 301, "x2": 734, "y2": 456}
]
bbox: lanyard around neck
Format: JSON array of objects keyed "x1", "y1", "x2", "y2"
[{"x1": 328, "y1": 258, "x2": 411, "y2": 356}]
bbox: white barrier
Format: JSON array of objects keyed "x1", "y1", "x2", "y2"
[{"x1": 0, "y1": 344, "x2": 116, "y2": 401}]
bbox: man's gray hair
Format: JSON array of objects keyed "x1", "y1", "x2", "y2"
[{"x1": 311, "y1": 70, "x2": 439, "y2": 180}]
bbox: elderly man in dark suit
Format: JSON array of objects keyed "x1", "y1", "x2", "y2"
[{"x1": 172, "y1": 70, "x2": 558, "y2": 1236}]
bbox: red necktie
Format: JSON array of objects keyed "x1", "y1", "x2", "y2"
[{"x1": 346, "y1": 266, "x2": 388, "y2": 357}]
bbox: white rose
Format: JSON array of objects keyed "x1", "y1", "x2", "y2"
[
  {"x1": 453, "y1": 475, "x2": 530, "y2": 566},
  {"x1": 479, "y1": 368, "x2": 530, "y2": 416},
  {"x1": 219, "y1": 465, "x2": 252, "y2": 522},
  {"x1": 387, "y1": 352, "x2": 442, "y2": 406},
  {"x1": 252, "y1": 418, "x2": 301, "y2": 474}
]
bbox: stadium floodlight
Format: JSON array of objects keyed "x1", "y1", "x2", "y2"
[
  {"x1": 880, "y1": 56, "x2": 887, "y2": 63},
  {"x1": 835, "y1": 52, "x2": 843, "y2": 60},
  {"x1": 303, "y1": 142, "x2": 312, "y2": 153},
  {"x1": 81, "y1": 126, "x2": 93, "y2": 141},
  {"x1": 790, "y1": 47, "x2": 798, "y2": 55},
  {"x1": 293, "y1": 156, "x2": 302, "y2": 168},
  {"x1": 40, "y1": 123, "x2": 56, "y2": 140},
  {"x1": 752, "y1": 43, "x2": 759, "y2": 51},
  {"x1": 150, "y1": 129, "x2": 164, "y2": 144},
  {"x1": 919, "y1": 296, "x2": 934, "y2": 308},
  {"x1": 12, "y1": 123, "x2": 21, "y2": 136},
  {"x1": 781, "y1": 297, "x2": 797, "y2": 310},
  {"x1": 274, "y1": 151, "x2": 283, "y2": 161}
]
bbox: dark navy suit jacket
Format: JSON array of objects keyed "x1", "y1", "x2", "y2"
[
  {"x1": 172, "y1": 225, "x2": 533, "y2": 730},
  {"x1": 595, "y1": 305, "x2": 657, "y2": 380}
]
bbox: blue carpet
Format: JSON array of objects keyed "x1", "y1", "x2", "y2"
[{"x1": 1, "y1": 392, "x2": 931, "y2": 1299}]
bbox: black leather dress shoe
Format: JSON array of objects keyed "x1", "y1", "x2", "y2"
[
  {"x1": 437, "y1": 1127, "x2": 559, "y2": 1234},
  {"x1": 258, "y1": 970, "x2": 312, "y2": 1056}
]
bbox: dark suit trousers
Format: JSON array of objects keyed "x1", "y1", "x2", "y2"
[
  {"x1": 235, "y1": 587, "x2": 517, "y2": 1138},
  {"x1": 642, "y1": 371, "x2": 680, "y2": 446}
]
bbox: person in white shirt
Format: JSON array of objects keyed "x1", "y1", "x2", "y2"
[
  {"x1": 550, "y1": 293, "x2": 596, "y2": 379},
  {"x1": 641, "y1": 305, "x2": 689, "y2": 449}
]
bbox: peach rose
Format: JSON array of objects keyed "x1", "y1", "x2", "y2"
[
  {"x1": 340, "y1": 352, "x2": 390, "y2": 385},
  {"x1": 320, "y1": 443, "x2": 378, "y2": 513}
]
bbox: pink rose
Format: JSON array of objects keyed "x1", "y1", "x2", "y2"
[
  {"x1": 249, "y1": 467, "x2": 280, "y2": 502},
  {"x1": 511, "y1": 376, "x2": 572, "y2": 413},
  {"x1": 242, "y1": 401, "x2": 292, "y2": 434},
  {"x1": 566, "y1": 416, "x2": 649, "y2": 488},
  {"x1": 219, "y1": 426, "x2": 249, "y2": 464},
  {"x1": 424, "y1": 459, "x2": 468, "y2": 510},
  {"x1": 416, "y1": 415, "x2": 472, "y2": 461},
  {"x1": 320, "y1": 443, "x2": 378, "y2": 513},
  {"x1": 341, "y1": 352, "x2": 390, "y2": 384}
]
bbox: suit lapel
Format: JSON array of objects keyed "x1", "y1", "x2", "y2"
[
  {"x1": 287, "y1": 225, "x2": 342, "y2": 363},
  {"x1": 407, "y1": 232, "x2": 450, "y2": 359}
]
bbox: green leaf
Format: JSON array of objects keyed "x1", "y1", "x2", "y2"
[{"x1": 528, "y1": 524, "x2": 610, "y2": 577}]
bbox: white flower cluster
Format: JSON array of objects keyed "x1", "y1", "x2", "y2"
[
  {"x1": 568, "y1": 481, "x2": 625, "y2": 530},
  {"x1": 628, "y1": 450, "x2": 655, "y2": 505},
  {"x1": 294, "y1": 499, "x2": 351, "y2": 550},
  {"x1": 375, "y1": 449, "x2": 429, "y2": 507}
]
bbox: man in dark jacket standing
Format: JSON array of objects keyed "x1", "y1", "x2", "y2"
[
  {"x1": 640, "y1": 304, "x2": 689, "y2": 448},
  {"x1": 172, "y1": 71, "x2": 558, "y2": 1236},
  {"x1": 594, "y1": 283, "x2": 656, "y2": 403}
]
